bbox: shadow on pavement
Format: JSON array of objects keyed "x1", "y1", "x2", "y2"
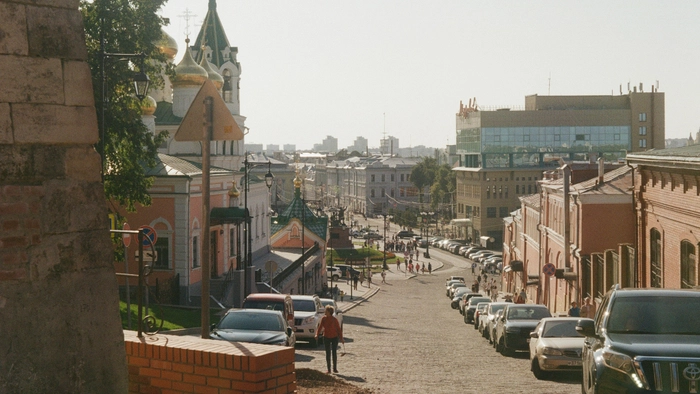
[
  {"x1": 343, "y1": 315, "x2": 397, "y2": 332},
  {"x1": 335, "y1": 374, "x2": 367, "y2": 383}
]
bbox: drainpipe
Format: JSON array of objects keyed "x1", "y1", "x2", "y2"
[
  {"x1": 562, "y1": 164, "x2": 571, "y2": 270},
  {"x1": 627, "y1": 162, "x2": 640, "y2": 287}
]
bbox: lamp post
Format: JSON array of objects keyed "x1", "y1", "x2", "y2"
[
  {"x1": 379, "y1": 214, "x2": 393, "y2": 270},
  {"x1": 243, "y1": 154, "x2": 274, "y2": 298},
  {"x1": 99, "y1": 17, "x2": 150, "y2": 178},
  {"x1": 421, "y1": 211, "x2": 434, "y2": 258}
]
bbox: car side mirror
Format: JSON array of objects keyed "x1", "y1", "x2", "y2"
[
  {"x1": 210, "y1": 324, "x2": 216, "y2": 331},
  {"x1": 530, "y1": 331, "x2": 539, "y2": 338},
  {"x1": 576, "y1": 318, "x2": 596, "y2": 337}
]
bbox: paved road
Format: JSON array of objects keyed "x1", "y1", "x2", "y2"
[{"x1": 295, "y1": 251, "x2": 581, "y2": 393}]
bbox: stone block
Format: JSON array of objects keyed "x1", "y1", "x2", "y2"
[
  {"x1": 0, "y1": 145, "x2": 66, "y2": 182},
  {"x1": 63, "y1": 60, "x2": 95, "y2": 107},
  {"x1": 12, "y1": 103, "x2": 97, "y2": 144},
  {"x1": 6, "y1": 0, "x2": 78, "y2": 8},
  {"x1": 26, "y1": 5, "x2": 86, "y2": 60},
  {"x1": 0, "y1": 3, "x2": 28, "y2": 55},
  {"x1": 65, "y1": 146, "x2": 101, "y2": 182},
  {"x1": 0, "y1": 55, "x2": 63, "y2": 104},
  {"x1": 0, "y1": 103, "x2": 11, "y2": 144}
]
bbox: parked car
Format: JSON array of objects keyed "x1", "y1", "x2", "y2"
[
  {"x1": 290, "y1": 295, "x2": 324, "y2": 346},
  {"x1": 449, "y1": 242, "x2": 468, "y2": 254},
  {"x1": 487, "y1": 309, "x2": 505, "y2": 343},
  {"x1": 210, "y1": 309, "x2": 295, "y2": 347},
  {"x1": 326, "y1": 266, "x2": 342, "y2": 281},
  {"x1": 334, "y1": 264, "x2": 360, "y2": 279},
  {"x1": 466, "y1": 248, "x2": 488, "y2": 259},
  {"x1": 445, "y1": 279, "x2": 465, "y2": 293},
  {"x1": 481, "y1": 302, "x2": 509, "y2": 342},
  {"x1": 461, "y1": 246, "x2": 484, "y2": 257},
  {"x1": 319, "y1": 298, "x2": 343, "y2": 329},
  {"x1": 473, "y1": 302, "x2": 490, "y2": 330},
  {"x1": 459, "y1": 293, "x2": 484, "y2": 315},
  {"x1": 577, "y1": 286, "x2": 700, "y2": 393},
  {"x1": 363, "y1": 232, "x2": 383, "y2": 240},
  {"x1": 472, "y1": 251, "x2": 496, "y2": 263},
  {"x1": 451, "y1": 287, "x2": 473, "y2": 309},
  {"x1": 463, "y1": 296, "x2": 491, "y2": 324},
  {"x1": 447, "y1": 282, "x2": 468, "y2": 298},
  {"x1": 494, "y1": 304, "x2": 552, "y2": 356},
  {"x1": 529, "y1": 317, "x2": 591, "y2": 379},
  {"x1": 445, "y1": 276, "x2": 466, "y2": 285},
  {"x1": 242, "y1": 293, "x2": 295, "y2": 330},
  {"x1": 396, "y1": 230, "x2": 416, "y2": 239}
]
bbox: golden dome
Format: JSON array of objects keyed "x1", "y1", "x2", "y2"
[
  {"x1": 199, "y1": 53, "x2": 224, "y2": 89},
  {"x1": 228, "y1": 183, "x2": 240, "y2": 198},
  {"x1": 141, "y1": 95, "x2": 157, "y2": 115},
  {"x1": 172, "y1": 38, "x2": 208, "y2": 87},
  {"x1": 293, "y1": 174, "x2": 302, "y2": 189},
  {"x1": 156, "y1": 29, "x2": 178, "y2": 61}
]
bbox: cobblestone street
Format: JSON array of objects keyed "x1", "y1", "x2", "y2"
[{"x1": 295, "y1": 248, "x2": 581, "y2": 393}]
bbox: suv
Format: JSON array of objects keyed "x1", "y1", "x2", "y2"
[
  {"x1": 326, "y1": 266, "x2": 342, "y2": 281},
  {"x1": 290, "y1": 295, "x2": 324, "y2": 346},
  {"x1": 396, "y1": 230, "x2": 416, "y2": 239},
  {"x1": 577, "y1": 286, "x2": 700, "y2": 393},
  {"x1": 494, "y1": 304, "x2": 552, "y2": 356},
  {"x1": 242, "y1": 293, "x2": 295, "y2": 330}
]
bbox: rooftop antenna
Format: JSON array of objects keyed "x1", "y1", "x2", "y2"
[{"x1": 548, "y1": 72, "x2": 551, "y2": 95}]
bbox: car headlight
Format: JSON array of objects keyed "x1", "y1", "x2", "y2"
[
  {"x1": 599, "y1": 349, "x2": 645, "y2": 388},
  {"x1": 302, "y1": 316, "x2": 316, "y2": 325},
  {"x1": 542, "y1": 347, "x2": 563, "y2": 356}
]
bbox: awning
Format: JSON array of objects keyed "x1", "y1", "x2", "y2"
[
  {"x1": 449, "y1": 218, "x2": 472, "y2": 227},
  {"x1": 210, "y1": 207, "x2": 248, "y2": 225},
  {"x1": 505, "y1": 260, "x2": 523, "y2": 272},
  {"x1": 527, "y1": 274, "x2": 539, "y2": 286}
]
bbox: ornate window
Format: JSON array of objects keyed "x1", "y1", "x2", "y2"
[
  {"x1": 650, "y1": 228, "x2": 662, "y2": 287},
  {"x1": 681, "y1": 240, "x2": 697, "y2": 289}
]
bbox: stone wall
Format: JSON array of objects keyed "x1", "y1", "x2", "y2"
[{"x1": 0, "y1": 1, "x2": 128, "y2": 392}]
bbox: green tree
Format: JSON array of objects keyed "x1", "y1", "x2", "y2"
[
  {"x1": 410, "y1": 157, "x2": 438, "y2": 204},
  {"x1": 81, "y1": 0, "x2": 170, "y2": 211},
  {"x1": 430, "y1": 164, "x2": 456, "y2": 218}
]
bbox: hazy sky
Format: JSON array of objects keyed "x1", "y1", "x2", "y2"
[{"x1": 159, "y1": 1, "x2": 700, "y2": 151}]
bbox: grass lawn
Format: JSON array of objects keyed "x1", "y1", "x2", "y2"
[
  {"x1": 119, "y1": 301, "x2": 222, "y2": 331},
  {"x1": 328, "y1": 245, "x2": 396, "y2": 272}
]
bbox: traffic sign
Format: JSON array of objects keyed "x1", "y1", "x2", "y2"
[
  {"x1": 138, "y1": 225, "x2": 158, "y2": 248},
  {"x1": 122, "y1": 223, "x2": 132, "y2": 247},
  {"x1": 543, "y1": 263, "x2": 556, "y2": 276}
]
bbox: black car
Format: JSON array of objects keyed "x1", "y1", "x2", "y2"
[
  {"x1": 464, "y1": 296, "x2": 491, "y2": 324},
  {"x1": 396, "y1": 230, "x2": 416, "y2": 239},
  {"x1": 577, "y1": 286, "x2": 700, "y2": 394},
  {"x1": 494, "y1": 304, "x2": 552, "y2": 356},
  {"x1": 210, "y1": 309, "x2": 295, "y2": 347}
]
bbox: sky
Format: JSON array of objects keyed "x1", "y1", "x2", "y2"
[{"x1": 158, "y1": 0, "x2": 700, "y2": 151}]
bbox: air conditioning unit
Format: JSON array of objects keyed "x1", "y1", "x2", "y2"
[{"x1": 555, "y1": 268, "x2": 577, "y2": 280}]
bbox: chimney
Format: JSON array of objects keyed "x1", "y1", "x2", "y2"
[{"x1": 598, "y1": 157, "x2": 605, "y2": 185}]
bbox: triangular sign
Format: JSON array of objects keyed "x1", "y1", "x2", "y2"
[{"x1": 174, "y1": 79, "x2": 244, "y2": 141}]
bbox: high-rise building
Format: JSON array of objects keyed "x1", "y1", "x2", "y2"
[
  {"x1": 283, "y1": 144, "x2": 296, "y2": 153},
  {"x1": 380, "y1": 136, "x2": 399, "y2": 155},
  {"x1": 453, "y1": 89, "x2": 664, "y2": 246},
  {"x1": 266, "y1": 144, "x2": 280, "y2": 154},
  {"x1": 319, "y1": 135, "x2": 338, "y2": 153},
  {"x1": 348, "y1": 137, "x2": 368, "y2": 154}
]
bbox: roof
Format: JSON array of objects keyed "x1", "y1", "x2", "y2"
[
  {"x1": 210, "y1": 207, "x2": 247, "y2": 225},
  {"x1": 153, "y1": 101, "x2": 183, "y2": 126},
  {"x1": 519, "y1": 193, "x2": 540, "y2": 208},
  {"x1": 626, "y1": 144, "x2": 700, "y2": 169},
  {"x1": 627, "y1": 143, "x2": 700, "y2": 158},
  {"x1": 144, "y1": 153, "x2": 232, "y2": 177},
  {"x1": 571, "y1": 165, "x2": 633, "y2": 196},
  {"x1": 191, "y1": 0, "x2": 233, "y2": 68},
  {"x1": 270, "y1": 195, "x2": 328, "y2": 239}
]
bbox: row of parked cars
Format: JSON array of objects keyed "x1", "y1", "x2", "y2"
[
  {"x1": 209, "y1": 293, "x2": 343, "y2": 348},
  {"x1": 445, "y1": 276, "x2": 592, "y2": 381},
  {"x1": 430, "y1": 237, "x2": 503, "y2": 272},
  {"x1": 447, "y1": 277, "x2": 700, "y2": 392}
]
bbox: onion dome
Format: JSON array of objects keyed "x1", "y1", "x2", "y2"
[
  {"x1": 141, "y1": 95, "x2": 157, "y2": 115},
  {"x1": 172, "y1": 38, "x2": 208, "y2": 87},
  {"x1": 293, "y1": 173, "x2": 302, "y2": 189},
  {"x1": 199, "y1": 52, "x2": 224, "y2": 89},
  {"x1": 228, "y1": 182, "x2": 240, "y2": 198},
  {"x1": 156, "y1": 29, "x2": 178, "y2": 61}
]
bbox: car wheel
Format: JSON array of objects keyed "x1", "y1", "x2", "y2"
[
  {"x1": 332, "y1": 275, "x2": 339, "y2": 281},
  {"x1": 531, "y1": 358, "x2": 547, "y2": 380},
  {"x1": 583, "y1": 364, "x2": 596, "y2": 394},
  {"x1": 500, "y1": 339, "x2": 513, "y2": 357}
]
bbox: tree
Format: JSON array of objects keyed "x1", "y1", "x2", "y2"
[
  {"x1": 430, "y1": 164, "x2": 456, "y2": 218},
  {"x1": 81, "y1": 0, "x2": 170, "y2": 212},
  {"x1": 410, "y1": 157, "x2": 438, "y2": 204}
]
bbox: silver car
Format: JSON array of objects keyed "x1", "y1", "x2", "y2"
[{"x1": 529, "y1": 317, "x2": 592, "y2": 379}]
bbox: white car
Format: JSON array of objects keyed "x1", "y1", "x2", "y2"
[
  {"x1": 482, "y1": 302, "x2": 509, "y2": 342},
  {"x1": 529, "y1": 317, "x2": 592, "y2": 379},
  {"x1": 291, "y1": 295, "x2": 324, "y2": 346},
  {"x1": 326, "y1": 266, "x2": 342, "y2": 281},
  {"x1": 319, "y1": 298, "x2": 343, "y2": 329}
]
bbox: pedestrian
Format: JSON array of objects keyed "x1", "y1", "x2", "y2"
[
  {"x1": 315, "y1": 305, "x2": 344, "y2": 374},
  {"x1": 367, "y1": 271, "x2": 372, "y2": 287},
  {"x1": 514, "y1": 289, "x2": 526, "y2": 304},
  {"x1": 415, "y1": 262, "x2": 420, "y2": 273},
  {"x1": 428, "y1": 262, "x2": 432, "y2": 274},
  {"x1": 404, "y1": 259, "x2": 408, "y2": 271},
  {"x1": 359, "y1": 271, "x2": 365, "y2": 287},
  {"x1": 471, "y1": 262, "x2": 476, "y2": 274},
  {"x1": 415, "y1": 250, "x2": 419, "y2": 261},
  {"x1": 396, "y1": 258, "x2": 401, "y2": 271},
  {"x1": 333, "y1": 284, "x2": 339, "y2": 301},
  {"x1": 381, "y1": 270, "x2": 387, "y2": 283},
  {"x1": 580, "y1": 296, "x2": 597, "y2": 318},
  {"x1": 568, "y1": 301, "x2": 581, "y2": 317},
  {"x1": 422, "y1": 264, "x2": 426, "y2": 274},
  {"x1": 353, "y1": 274, "x2": 359, "y2": 290}
]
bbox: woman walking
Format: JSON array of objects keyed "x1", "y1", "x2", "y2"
[{"x1": 315, "y1": 305, "x2": 344, "y2": 374}]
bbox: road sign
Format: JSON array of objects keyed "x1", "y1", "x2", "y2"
[
  {"x1": 543, "y1": 263, "x2": 556, "y2": 276},
  {"x1": 122, "y1": 223, "x2": 131, "y2": 247},
  {"x1": 174, "y1": 79, "x2": 243, "y2": 142},
  {"x1": 138, "y1": 225, "x2": 158, "y2": 248}
]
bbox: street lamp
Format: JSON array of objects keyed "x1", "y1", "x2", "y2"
[
  {"x1": 243, "y1": 154, "x2": 274, "y2": 297},
  {"x1": 99, "y1": 17, "x2": 150, "y2": 178},
  {"x1": 421, "y1": 211, "x2": 434, "y2": 258},
  {"x1": 379, "y1": 214, "x2": 393, "y2": 270}
]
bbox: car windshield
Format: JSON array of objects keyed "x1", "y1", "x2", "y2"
[
  {"x1": 507, "y1": 307, "x2": 551, "y2": 320},
  {"x1": 489, "y1": 304, "x2": 506, "y2": 314},
  {"x1": 320, "y1": 300, "x2": 335, "y2": 308},
  {"x1": 607, "y1": 296, "x2": 700, "y2": 335},
  {"x1": 469, "y1": 297, "x2": 491, "y2": 306},
  {"x1": 218, "y1": 312, "x2": 283, "y2": 331},
  {"x1": 293, "y1": 300, "x2": 317, "y2": 312},
  {"x1": 542, "y1": 320, "x2": 583, "y2": 337},
  {"x1": 243, "y1": 300, "x2": 284, "y2": 311}
]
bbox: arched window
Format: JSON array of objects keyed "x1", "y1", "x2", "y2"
[
  {"x1": 650, "y1": 228, "x2": 662, "y2": 287},
  {"x1": 222, "y1": 69, "x2": 233, "y2": 103},
  {"x1": 681, "y1": 240, "x2": 697, "y2": 289}
]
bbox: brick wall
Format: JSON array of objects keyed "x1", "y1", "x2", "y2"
[{"x1": 124, "y1": 331, "x2": 297, "y2": 394}]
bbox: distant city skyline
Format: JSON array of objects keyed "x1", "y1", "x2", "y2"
[{"x1": 159, "y1": 1, "x2": 700, "y2": 150}]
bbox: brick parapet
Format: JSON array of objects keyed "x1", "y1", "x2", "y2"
[{"x1": 124, "y1": 330, "x2": 297, "y2": 394}]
